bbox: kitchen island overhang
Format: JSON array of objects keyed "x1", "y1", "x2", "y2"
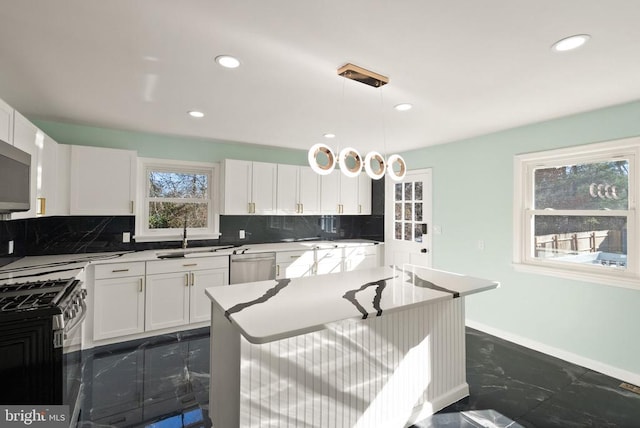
[{"x1": 206, "y1": 266, "x2": 499, "y2": 427}]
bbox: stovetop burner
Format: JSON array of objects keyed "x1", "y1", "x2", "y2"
[{"x1": 0, "y1": 278, "x2": 78, "y2": 313}]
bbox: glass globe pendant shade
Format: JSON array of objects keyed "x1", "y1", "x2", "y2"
[
  {"x1": 364, "y1": 151, "x2": 386, "y2": 180},
  {"x1": 338, "y1": 147, "x2": 363, "y2": 178},
  {"x1": 387, "y1": 154, "x2": 407, "y2": 181},
  {"x1": 308, "y1": 143, "x2": 336, "y2": 175}
]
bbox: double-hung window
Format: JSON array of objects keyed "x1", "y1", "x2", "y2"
[
  {"x1": 136, "y1": 158, "x2": 219, "y2": 241},
  {"x1": 514, "y1": 137, "x2": 640, "y2": 288}
]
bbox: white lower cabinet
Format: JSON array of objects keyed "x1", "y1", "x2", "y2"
[
  {"x1": 315, "y1": 248, "x2": 344, "y2": 275},
  {"x1": 144, "y1": 272, "x2": 190, "y2": 331},
  {"x1": 93, "y1": 262, "x2": 146, "y2": 341},
  {"x1": 344, "y1": 244, "x2": 379, "y2": 271},
  {"x1": 145, "y1": 257, "x2": 228, "y2": 331},
  {"x1": 275, "y1": 250, "x2": 315, "y2": 279}
]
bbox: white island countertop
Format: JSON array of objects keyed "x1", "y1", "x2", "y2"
[{"x1": 206, "y1": 266, "x2": 499, "y2": 344}]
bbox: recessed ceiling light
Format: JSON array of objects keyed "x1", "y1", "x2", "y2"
[
  {"x1": 323, "y1": 133, "x2": 336, "y2": 139},
  {"x1": 188, "y1": 111, "x2": 204, "y2": 118},
  {"x1": 215, "y1": 55, "x2": 241, "y2": 68},
  {"x1": 394, "y1": 103, "x2": 413, "y2": 111},
  {"x1": 551, "y1": 34, "x2": 591, "y2": 52}
]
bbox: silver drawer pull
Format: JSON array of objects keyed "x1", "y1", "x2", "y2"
[
  {"x1": 112, "y1": 268, "x2": 130, "y2": 273},
  {"x1": 182, "y1": 263, "x2": 198, "y2": 267}
]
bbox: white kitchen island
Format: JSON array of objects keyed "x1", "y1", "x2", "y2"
[{"x1": 205, "y1": 266, "x2": 499, "y2": 428}]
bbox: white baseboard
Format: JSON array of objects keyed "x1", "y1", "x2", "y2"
[{"x1": 466, "y1": 320, "x2": 640, "y2": 387}]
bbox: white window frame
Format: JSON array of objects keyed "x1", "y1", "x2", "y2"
[
  {"x1": 513, "y1": 137, "x2": 640, "y2": 289},
  {"x1": 135, "y1": 157, "x2": 220, "y2": 242}
]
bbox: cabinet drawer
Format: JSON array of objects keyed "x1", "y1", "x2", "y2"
[
  {"x1": 276, "y1": 250, "x2": 314, "y2": 263},
  {"x1": 94, "y1": 262, "x2": 146, "y2": 280},
  {"x1": 146, "y1": 256, "x2": 228, "y2": 275},
  {"x1": 344, "y1": 245, "x2": 377, "y2": 257}
]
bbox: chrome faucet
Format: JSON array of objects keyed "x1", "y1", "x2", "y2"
[{"x1": 182, "y1": 215, "x2": 188, "y2": 249}]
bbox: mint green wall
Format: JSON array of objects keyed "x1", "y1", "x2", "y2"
[
  {"x1": 33, "y1": 120, "x2": 308, "y2": 165},
  {"x1": 403, "y1": 100, "x2": 640, "y2": 376}
]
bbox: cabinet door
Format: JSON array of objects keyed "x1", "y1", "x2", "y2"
[
  {"x1": 339, "y1": 175, "x2": 359, "y2": 214},
  {"x1": 357, "y1": 174, "x2": 372, "y2": 215},
  {"x1": 11, "y1": 111, "x2": 38, "y2": 219},
  {"x1": 252, "y1": 161, "x2": 277, "y2": 214},
  {"x1": 298, "y1": 166, "x2": 320, "y2": 214},
  {"x1": 344, "y1": 245, "x2": 379, "y2": 271},
  {"x1": 70, "y1": 145, "x2": 136, "y2": 215},
  {"x1": 221, "y1": 159, "x2": 252, "y2": 214},
  {"x1": 316, "y1": 249, "x2": 343, "y2": 274},
  {"x1": 320, "y1": 173, "x2": 340, "y2": 214},
  {"x1": 145, "y1": 272, "x2": 190, "y2": 331},
  {"x1": 276, "y1": 164, "x2": 299, "y2": 215},
  {"x1": 190, "y1": 268, "x2": 228, "y2": 323},
  {"x1": 94, "y1": 276, "x2": 145, "y2": 340},
  {"x1": 37, "y1": 134, "x2": 60, "y2": 216},
  {"x1": 0, "y1": 97, "x2": 14, "y2": 143}
]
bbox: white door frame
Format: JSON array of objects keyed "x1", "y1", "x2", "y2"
[{"x1": 384, "y1": 168, "x2": 433, "y2": 268}]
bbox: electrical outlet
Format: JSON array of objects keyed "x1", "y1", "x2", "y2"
[
  {"x1": 8, "y1": 240, "x2": 14, "y2": 254},
  {"x1": 122, "y1": 232, "x2": 131, "y2": 243},
  {"x1": 477, "y1": 240, "x2": 485, "y2": 251},
  {"x1": 239, "y1": 230, "x2": 245, "y2": 239},
  {"x1": 433, "y1": 225, "x2": 442, "y2": 235}
]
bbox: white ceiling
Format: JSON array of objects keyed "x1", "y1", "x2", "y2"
[{"x1": 0, "y1": 1, "x2": 639, "y2": 153}]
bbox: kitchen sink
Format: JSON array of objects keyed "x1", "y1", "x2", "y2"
[{"x1": 155, "y1": 245, "x2": 238, "y2": 259}]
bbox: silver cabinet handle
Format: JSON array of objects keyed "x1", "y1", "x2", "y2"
[
  {"x1": 182, "y1": 263, "x2": 197, "y2": 267},
  {"x1": 191, "y1": 272, "x2": 195, "y2": 287},
  {"x1": 139, "y1": 278, "x2": 143, "y2": 293},
  {"x1": 112, "y1": 268, "x2": 130, "y2": 273},
  {"x1": 185, "y1": 273, "x2": 189, "y2": 287}
]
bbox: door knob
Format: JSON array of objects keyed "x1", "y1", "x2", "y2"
[{"x1": 421, "y1": 248, "x2": 429, "y2": 253}]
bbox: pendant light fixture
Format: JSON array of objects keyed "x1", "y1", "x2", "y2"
[{"x1": 308, "y1": 63, "x2": 406, "y2": 181}]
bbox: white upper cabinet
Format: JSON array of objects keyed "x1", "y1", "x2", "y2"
[
  {"x1": 320, "y1": 171, "x2": 371, "y2": 215},
  {"x1": 11, "y1": 111, "x2": 38, "y2": 218},
  {"x1": 221, "y1": 159, "x2": 277, "y2": 215},
  {"x1": 276, "y1": 164, "x2": 320, "y2": 215},
  {"x1": 320, "y1": 172, "x2": 340, "y2": 214},
  {"x1": 357, "y1": 173, "x2": 372, "y2": 215},
  {"x1": 70, "y1": 145, "x2": 137, "y2": 215},
  {"x1": 11, "y1": 111, "x2": 65, "y2": 218},
  {"x1": 0, "y1": 97, "x2": 14, "y2": 144},
  {"x1": 298, "y1": 166, "x2": 321, "y2": 214},
  {"x1": 339, "y1": 173, "x2": 359, "y2": 214}
]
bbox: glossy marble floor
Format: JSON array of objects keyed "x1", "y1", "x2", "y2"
[{"x1": 76, "y1": 327, "x2": 640, "y2": 427}]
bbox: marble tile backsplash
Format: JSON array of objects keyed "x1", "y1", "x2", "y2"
[
  {"x1": 0, "y1": 214, "x2": 383, "y2": 264},
  {"x1": 0, "y1": 178, "x2": 385, "y2": 264}
]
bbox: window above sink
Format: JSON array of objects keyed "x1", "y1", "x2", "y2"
[{"x1": 135, "y1": 157, "x2": 220, "y2": 243}]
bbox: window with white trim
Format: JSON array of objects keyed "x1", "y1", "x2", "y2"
[
  {"x1": 513, "y1": 137, "x2": 640, "y2": 287},
  {"x1": 136, "y1": 158, "x2": 219, "y2": 241}
]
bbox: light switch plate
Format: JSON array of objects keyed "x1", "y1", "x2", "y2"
[
  {"x1": 8, "y1": 240, "x2": 13, "y2": 254},
  {"x1": 239, "y1": 230, "x2": 245, "y2": 239},
  {"x1": 122, "y1": 232, "x2": 131, "y2": 243}
]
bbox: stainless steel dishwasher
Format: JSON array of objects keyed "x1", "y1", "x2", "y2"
[{"x1": 229, "y1": 252, "x2": 276, "y2": 284}]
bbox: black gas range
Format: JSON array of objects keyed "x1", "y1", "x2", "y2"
[{"x1": 0, "y1": 277, "x2": 87, "y2": 425}]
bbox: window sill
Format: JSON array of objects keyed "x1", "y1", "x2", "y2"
[
  {"x1": 134, "y1": 233, "x2": 221, "y2": 243},
  {"x1": 512, "y1": 262, "x2": 640, "y2": 290}
]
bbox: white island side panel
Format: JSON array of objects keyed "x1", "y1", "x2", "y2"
[{"x1": 232, "y1": 298, "x2": 467, "y2": 427}]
